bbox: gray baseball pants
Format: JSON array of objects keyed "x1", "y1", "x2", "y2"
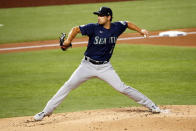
[{"x1": 43, "y1": 58, "x2": 156, "y2": 115}]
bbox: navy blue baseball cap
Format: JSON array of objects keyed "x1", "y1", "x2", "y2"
[{"x1": 93, "y1": 7, "x2": 113, "y2": 17}]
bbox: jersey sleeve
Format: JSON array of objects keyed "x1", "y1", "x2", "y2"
[
  {"x1": 116, "y1": 21, "x2": 128, "y2": 36},
  {"x1": 79, "y1": 23, "x2": 95, "y2": 36}
]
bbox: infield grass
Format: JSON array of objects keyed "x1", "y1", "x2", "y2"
[
  {"x1": 0, "y1": 44, "x2": 196, "y2": 118},
  {"x1": 0, "y1": 0, "x2": 196, "y2": 44}
]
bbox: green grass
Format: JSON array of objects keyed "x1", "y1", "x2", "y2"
[
  {"x1": 0, "y1": 0, "x2": 196, "y2": 44},
  {"x1": 0, "y1": 44, "x2": 196, "y2": 118}
]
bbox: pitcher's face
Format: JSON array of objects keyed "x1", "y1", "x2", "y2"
[{"x1": 98, "y1": 15, "x2": 110, "y2": 25}]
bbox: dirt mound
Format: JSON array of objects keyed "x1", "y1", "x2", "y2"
[{"x1": 0, "y1": 105, "x2": 195, "y2": 131}]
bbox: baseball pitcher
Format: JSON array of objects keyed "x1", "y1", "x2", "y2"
[{"x1": 34, "y1": 7, "x2": 161, "y2": 121}]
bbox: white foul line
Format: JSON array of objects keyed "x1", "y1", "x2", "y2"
[{"x1": 0, "y1": 32, "x2": 196, "y2": 51}]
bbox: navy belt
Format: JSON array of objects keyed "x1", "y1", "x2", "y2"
[{"x1": 85, "y1": 56, "x2": 108, "y2": 65}]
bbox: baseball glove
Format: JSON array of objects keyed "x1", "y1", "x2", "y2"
[{"x1": 59, "y1": 33, "x2": 72, "y2": 51}]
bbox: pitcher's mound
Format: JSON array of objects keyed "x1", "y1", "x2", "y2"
[{"x1": 0, "y1": 105, "x2": 196, "y2": 131}]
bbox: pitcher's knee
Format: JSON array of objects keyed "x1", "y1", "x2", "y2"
[
  {"x1": 116, "y1": 83, "x2": 133, "y2": 94},
  {"x1": 63, "y1": 81, "x2": 77, "y2": 90}
]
